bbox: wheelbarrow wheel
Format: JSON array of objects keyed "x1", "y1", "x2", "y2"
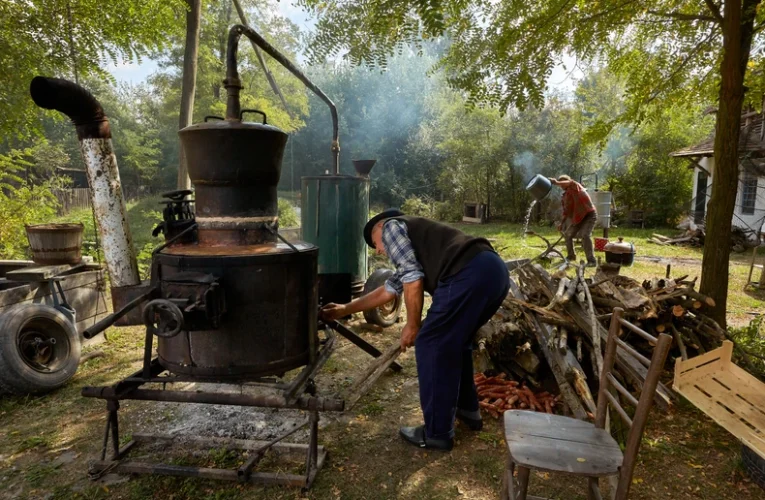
[
  {"x1": 0, "y1": 304, "x2": 81, "y2": 395},
  {"x1": 362, "y1": 269, "x2": 402, "y2": 328},
  {"x1": 742, "y1": 444, "x2": 765, "y2": 490}
]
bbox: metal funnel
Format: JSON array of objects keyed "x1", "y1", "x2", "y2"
[{"x1": 352, "y1": 159, "x2": 376, "y2": 177}]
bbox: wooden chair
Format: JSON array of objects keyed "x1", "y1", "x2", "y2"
[{"x1": 501, "y1": 308, "x2": 672, "y2": 500}]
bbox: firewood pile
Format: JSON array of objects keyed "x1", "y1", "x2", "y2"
[
  {"x1": 648, "y1": 230, "x2": 704, "y2": 247},
  {"x1": 474, "y1": 262, "x2": 726, "y2": 420},
  {"x1": 649, "y1": 225, "x2": 757, "y2": 252}
]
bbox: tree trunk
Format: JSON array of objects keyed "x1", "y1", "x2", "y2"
[
  {"x1": 176, "y1": 0, "x2": 202, "y2": 190},
  {"x1": 699, "y1": 0, "x2": 760, "y2": 328}
]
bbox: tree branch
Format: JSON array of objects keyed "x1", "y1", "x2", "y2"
[
  {"x1": 703, "y1": 0, "x2": 724, "y2": 24},
  {"x1": 646, "y1": 10, "x2": 717, "y2": 23}
]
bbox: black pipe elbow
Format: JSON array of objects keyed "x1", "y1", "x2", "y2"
[{"x1": 30, "y1": 76, "x2": 111, "y2": 140}]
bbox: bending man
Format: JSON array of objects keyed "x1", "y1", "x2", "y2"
[{"x1": 321, "y1": 209, "x2": 509, "y2": 451}]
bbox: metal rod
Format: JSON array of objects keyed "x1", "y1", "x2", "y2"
[
  {"x1": 225, "y1": 24, "x2": 339, "y2": 174},
  {"x1": 285, "y1": 332, "x2": 336, "y2": 401},
  {"x1": 326, "y1": 320, "x2": 402, "y2": 372},
  {"x1": 82, "y1": 285, "x2": 157, "y2": 339},
  {"x1": 151, "y1": 223, "x2": 198, "y2": 255},
  {"x1": 237, "y1": 418, "x2": 309, "y2": 481},
  {"x1": 81, "y1": 386, "x2": 345, "y2": 412},
  {"x1": 231, "y1": 0, "x2": 292, "y2": 117}
]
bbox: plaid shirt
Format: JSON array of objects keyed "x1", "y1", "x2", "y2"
[
  {"x1": 562, "y1": 181, "x2": 596, "y2": 225},
  {"x1": 381, "y1": 220, "x2": 425, "y2": 295}
]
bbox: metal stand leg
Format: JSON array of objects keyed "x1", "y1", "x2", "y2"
[
  {"x1": 304, "y1": 411, "x2": 320, "y2": 489},
  {"x1": 100, "y1": 400, "x2": 121, "y2": 461}
]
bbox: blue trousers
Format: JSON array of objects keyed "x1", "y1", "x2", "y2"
[{"x1": 414, "y1": 251, "x2": 510, "y2": 439}]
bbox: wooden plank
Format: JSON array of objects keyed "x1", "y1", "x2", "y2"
[
  {"x1": 506, "y1": 433, "x2": 621, "y2": 476},
  {"x1": 696, "y1": 374, "x2": 765, "y2": 428},
  {"x1": 505, "y1": 415, "x2": 614, "y2": 446},
  {"x1": 676, "y1": 342, "x2": 732, "y2": 373},
  {"x1": 0, "y1": 260, "x2": 35, "y2": 278},
  {"x1": 679, "y1": 383, "x2": 765, "y2": 459},
  {"x1": 6, "y1": 262, "x2": 85, "y2": 282}
]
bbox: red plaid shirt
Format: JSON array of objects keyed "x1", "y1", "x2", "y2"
[{"x1": 562, "y1": 181, "x2": 595, "y2": 225}]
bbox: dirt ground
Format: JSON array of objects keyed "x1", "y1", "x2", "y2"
[{"x1": 1, "y1": 314, "x2": 763, "y2": 500}]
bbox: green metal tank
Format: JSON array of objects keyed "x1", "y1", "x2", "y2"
[{"x1": 301, "y1": 174, "x2": 370, "y2": 297}]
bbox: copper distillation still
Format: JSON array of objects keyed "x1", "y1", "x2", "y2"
[{"x1": 31, "y1": 24, "x2": 402, "y2": 489}]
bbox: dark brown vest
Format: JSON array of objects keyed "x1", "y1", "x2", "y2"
[{"x1": 393, "y1": 216, "x2": 494, "y2": 294}]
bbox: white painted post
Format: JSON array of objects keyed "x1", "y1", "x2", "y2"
[{"x1": 80, "y1": 138, "x2": 140, "y2": 288}]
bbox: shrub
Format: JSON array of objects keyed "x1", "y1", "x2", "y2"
[
  {"x1": 278, "y1": 198, "x2": 299, "y2": 228},
  {"x1": 0, "y1": 150, "x2": 60, "y2": 259},
  {"x1": 401, "y1": 195, "x2": 435, "y2": 218},
  {"x1": 434, "y1": 200, "x2": 463, "y2": 222},
  {"x1": 728, "y1": 316, "x2": 765, "y2": 380}
]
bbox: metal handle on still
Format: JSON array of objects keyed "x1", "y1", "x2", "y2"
[{"x1": 142, "y1": 299, "x2": 184, "y2": 338}]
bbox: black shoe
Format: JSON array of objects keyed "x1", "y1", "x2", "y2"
[
  {"x1": 456, "y1": 409, "x2": 483, "y2": 431},
  {"x1": 399, "y1": 425, "x2": 454, "y2": 451},
  {"x1": 586, "y1": 260, "x2": 597, "y2": 268}
]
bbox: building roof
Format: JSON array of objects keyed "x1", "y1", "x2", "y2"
[{"x1": 670, "y1": 111, "x2": 765, "y2": 158}]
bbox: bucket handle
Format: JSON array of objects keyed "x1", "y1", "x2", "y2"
[{"x1": 240, "y1": 109, "x2": 267, "y2": 124}]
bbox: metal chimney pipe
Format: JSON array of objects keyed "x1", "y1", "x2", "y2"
[
  {"x1": 225, "y1": 25, "x2": 340, "y2": 174},
  {"x1": 30, "y1": 76, "x2": 140, "y2": 289}
]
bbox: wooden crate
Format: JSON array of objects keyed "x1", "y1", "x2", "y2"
[{"x1": 673, "y1": 341, "x2": 765, "y2": 460}]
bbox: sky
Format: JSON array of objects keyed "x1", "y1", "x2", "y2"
[{"x1": 108, "y1": 1, "x2": 581, "y2": 93}]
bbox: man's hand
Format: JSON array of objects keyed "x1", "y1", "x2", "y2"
[
  {"x1": 548, "y1": 177, "x2": 558, "y2": 186},
  {"x1": 400, "y1": 322, "x2": 420, "y2": 352},
  {"x1": 320, "y1": 303, "x2": 348, "y2": 322}
]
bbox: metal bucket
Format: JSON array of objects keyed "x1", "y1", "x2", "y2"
[
  {"x1": 25, "y1": 223, "x2": 84, "y2": 265},
  {"x1": 591, "y1": 190, "x2": 612, "y2": 228},
  {"x1": 526, "y1": 174, "x2": 552, "y2": 201}
]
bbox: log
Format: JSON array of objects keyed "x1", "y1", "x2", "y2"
[
  {"x1": 579, "y1": 263, "x2": 602, "y2": 381},
  {"x1": 526, "y1": 265, "x2": 675, "y2": 410},
  {"x1": 670, "y1": 324, "x2": 688, "y2": 361},
  {"x1": 343, "y1": 343, "x2": 402, "y2": 409},
  {"x1": 537, "y1": 316, "x2": 581, "y2": 332},
  {"x1": 592, "y1": 296, "x2": 624, "y2": 309},
  {"x1": 569, "y1": 366, "x2": 597, "y2": 415},
  {"x1": 508, "y1": 277, "x2": 588, "y2": 420},
  {"x1": 504, "y1": 297, "x2": 567, "y2": 321},
  {"x1": 558, "y1": 328, "x2": 568, "y2": 352}
]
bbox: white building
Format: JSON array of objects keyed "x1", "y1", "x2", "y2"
[{"x1": 671, "y1": 111, "x2": 765, "y2": 234}]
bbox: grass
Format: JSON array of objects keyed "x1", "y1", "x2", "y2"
[
  {"x1": 2, "y1": 203, "x2": 761, "y2": 499},
  {"x1": 455, "y1": 221, "x2": 765, "y2": 326}
]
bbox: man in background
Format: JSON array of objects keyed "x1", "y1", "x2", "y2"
[{"x1": 549, "y1": 175, "x2": 597, "y2": 266}]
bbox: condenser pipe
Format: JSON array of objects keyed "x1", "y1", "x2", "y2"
[
  {"x1": 30, "y1": 76, "x2": 140, "y2": 289},
  {"x1": 224, "y1": 24, "x2": 340, "y2": 174}
]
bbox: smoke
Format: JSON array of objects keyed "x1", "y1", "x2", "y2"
[{"x1": 513, "y1": 151, "x2": 538, "y2": 181}]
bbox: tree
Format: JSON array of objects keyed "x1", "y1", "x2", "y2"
[
  {"x1": 301, "y1": 0, "x2": 765, "y2": 327},
  {"x1": 177, "y1": 0, "x2": 203, "y2": 189},
  {"x1": 0, "y1": 0, "x2": 185, "y2": 140}
]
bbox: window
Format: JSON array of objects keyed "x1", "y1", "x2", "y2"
[{"x1": 741, "y1": 175, "x2": 758, "y2": 215}]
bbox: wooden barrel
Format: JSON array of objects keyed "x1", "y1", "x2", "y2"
[{"x1": 24, "y1": 223, "x2": 84, "y2": 265}]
